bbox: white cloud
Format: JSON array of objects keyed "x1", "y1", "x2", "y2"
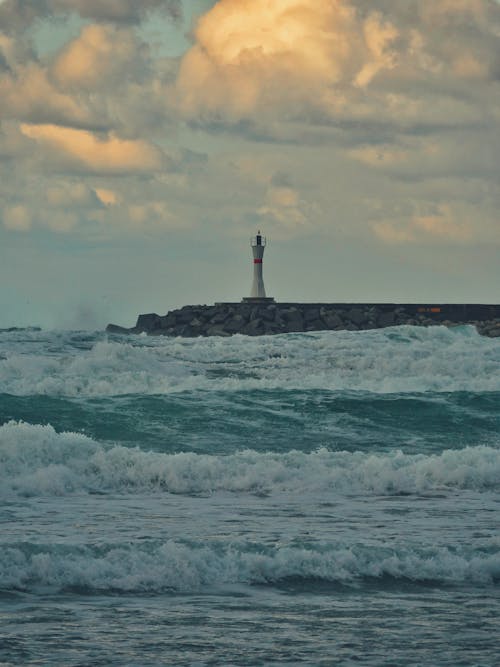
[{"x1": 3, "y1": 204, "x2": 32, "y2": 231}]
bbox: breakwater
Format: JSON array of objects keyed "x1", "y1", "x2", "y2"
[{"x1": 107, "y1": 303, "x2": 500, "y2": 338}]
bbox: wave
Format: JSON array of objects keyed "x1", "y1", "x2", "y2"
[
  {"x1": 0, "y1": 326, "x2": 499, "y2": 397},
  {"x1": 2, "y1": 539, "x2": 499, "y2": 593},
  {"x1": 1, "y1": 422, "x2": 499, "y2": 497}
]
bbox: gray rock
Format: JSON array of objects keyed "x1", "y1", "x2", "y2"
[
  {"x1": 377, "y1": 311, "x2": 395, "y2": 327},
  {"x1": 282, "y1": 307, "x2": 304, "y2": 331},
  {"x1": 347, "y1": 308, "x2": 367, "y2": 326},
  {"x1": 110, "y1": 303, "x2": 500, "y2": 338},
  {"x1": 206, "y1": 325, "x2": 231, "y2": 337},
  {"x1": 136, "y1": 313, "x2": 162, "y2": 331},
  {"x1": 304, "y1": 308, "x2": 320, "y2": 323},
  {"x1": 260, "y1": 306, "x2": 277, "y2": 322},
  {"x1": 242, "y1": 318, "x2": 265, "y2": 336},
  {"x1": 211, "y1": 310, "x2": 230, "y2": 324},
  {"x1": 223, "y1": 315, "x2": 246, "y2": 334},
  {"x1": 106, "y1": 324, "x2": 132, "y2": 334},
  {"x1": 321, "y1": 311, "x2": 343, "y2": 329}
]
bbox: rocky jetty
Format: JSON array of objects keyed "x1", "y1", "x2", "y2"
[{"x1": 107, "y1": 303, "x2": 500, "y2": 338}]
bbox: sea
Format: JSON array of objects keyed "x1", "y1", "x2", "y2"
[{"x1": 0, "y1": 325, "x2": 499, "y2": 666}]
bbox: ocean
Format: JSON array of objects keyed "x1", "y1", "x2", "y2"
[{"x1": 0, "y1": 325, "x2": 499, "y2": 666}]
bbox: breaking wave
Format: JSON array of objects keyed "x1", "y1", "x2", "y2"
[
  {"x1": 1, "y1": 422, "x2": 499, "y2": 497},
  {"x1": 0, "y1": 326, "x2": 499, "y2": 397},
  {"x1": 2, "y1": 539, "x2": 499, "y2": 593}
]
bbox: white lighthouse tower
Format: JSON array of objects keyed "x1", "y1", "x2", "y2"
[{"x1": 243, "y1": 231, "x2": 274, "y2": 302}]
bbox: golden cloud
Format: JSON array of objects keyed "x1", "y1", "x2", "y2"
[
  {"x1": 175, "y1": 0, "x2": 399, "y2": 119},
  {"x1": 95, "y1": 188, "x2": 119, "y2": 206},
  {"x1": 20, "y1": 123, "x2": 164, "y2": 175},
  {"x1": 51, "y1": 24, "x2": 143, "y2": 91},
  {"x1": 0, "y1": 61, "x2": 94, "y2": 128}
]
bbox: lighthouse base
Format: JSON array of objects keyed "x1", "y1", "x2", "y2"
[{"x1": 242, "y1": 297, "x2": 275, "y2": 304}]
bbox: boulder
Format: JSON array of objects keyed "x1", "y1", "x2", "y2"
[
  {"x1": 106, "y1": 324, "x2": 132, "y2": 334},
  {"x1": 260, "y1": 306, "x2": 277, "y2": 322},
  {"x1": 110, "y1": 303, "x2": 500, "y2": 338},
  {"x1": 304, "y1": 308, "x2": 320, "y2": 323},
  {"x1": 487, "y1": 328, "x2": 500, "y2": 338},
  {"x1": 210, "y1": 310, "x2": 230, "y2": 324},
  {"x1": 321, "y1": 310, "x2": 344, "y2": 329},
  {"x1": 242, "y1": 318, "x2": 265, "y2": 336},
  {"x1": 223, "y1": 315, "x2": 246, "y2": 334},
  {"x1": 347, "y1": 308, "x2": 367, "y2": 326},
  {"x1": 377, "y1": 311, "x2": 395, "y2": 327},
  {"x1": 282, "y1": 307, "x2": 304, "y2": 331},
  {"x1": 136, "y1": 313, "x2": 163, "y2": 331},
  {"x1": 206, "y1": 325, "x2": 231, "y2": 337}
]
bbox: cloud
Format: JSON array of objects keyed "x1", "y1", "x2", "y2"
[
  {"x1": 0, "y1": 120, "x2": 32, "y2": 159},
  {"x1": 175, "y1": 0, "x2": 500, "y2": 131},
  {"x1": 0, "y1": 0, "x2": 181, "y2": 31},
  {"x1": 2, "y1": 204, "x2": 32, "y2": 231},
  {"x1": 95, "y1": 188, "x2": 119, "y2": 206},
  {"x1": 176, "y1": 0, "x2": 400, "y2": 121},
  {"x1": 45, "y1": 181, "x2": 98, "y2": 207},
  {"x1": 50, "y1": 0, "x2": 181, "y2": 24},
  {"x1": 0, "y1": 32, "x2": 103, "y2": 129},
  {"x1": 0, "y1": 23, "x2": 174, "y2": 137},
  {"x1": 0, "y1": 0, "x2": 498, "y2": 269},
  {"x1": 372, "y1": 201, "x2": 499, "y2": 246},
  {"x1": 51, "y1": 24, "x2": 148, "y2": 91},
  {"x1": 127, "y1": 201, "x2": 176, "y2": 228},
  {"x1": 20, "y1": 123, "x2": 165, "y2": 174}
]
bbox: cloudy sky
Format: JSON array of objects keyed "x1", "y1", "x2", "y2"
[{"x1": 1, "y1": 0, "x2": 499, "y2": 328}]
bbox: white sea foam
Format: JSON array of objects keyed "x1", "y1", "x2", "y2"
[
  {"x1": 2, "y1": 539, "x2": 499, "y2": 592},
  {"x1": 0, "y1": 326, "x2": 499, "y2": 397},
  {"x1": 1, "y1": 421, "x2": 499, "y2": 497}
]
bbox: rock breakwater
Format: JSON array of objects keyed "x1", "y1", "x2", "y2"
[{"x1": 107, "y1": 303, "x2": 500, "y2": 338}]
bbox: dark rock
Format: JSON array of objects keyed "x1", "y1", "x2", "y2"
[
  {"x1": 282, "y1": 307, "x2": 304, "y2": 331},
  {"x1": 223, "y1": 315, "x2": 246, "y2": 334},
  {"x1": 377, "y1": 311, "x2": 395, "y2": 327},
  {"x1": 260, "y1": 306, "x2": 277, "y2": 322},
  {"x1": 107, "y1": 303, "x2": 500, "y2": 338},
  {"x1": 242, "y1": 318, "x2": 265, "y2": 336},
  {"x1": 209, "y1": 313, "x2": 228, "y2": 325},
  {"x1": 106, "y1": 324, "x2": 132, "y2": 334},
  {"x1": 136, "y1": 313, "x2": 163, "y2": 331},
  {"x1": 206, "y1": 325, "x2": 231, "y2": 337},
  {"x1": 304, "y1": 308, "x2": 320, "y2": 323},
  {"x1": 347, "y1": 308, "x2": 367, "y2": 326},
  {"x1": 307, "y1": 318, "x2": 326, "y2": 331},
  {"x1": 320, "y1": 309, "x2": 343, "y2": 329}
]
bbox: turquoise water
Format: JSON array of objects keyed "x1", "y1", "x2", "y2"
[{"x1": 0, "y1": 326, "x2": 499, "y2": 665}]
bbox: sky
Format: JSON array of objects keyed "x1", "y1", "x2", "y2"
[{"x1": 0, "y1": 0, "x2": 499, "y2": 329}]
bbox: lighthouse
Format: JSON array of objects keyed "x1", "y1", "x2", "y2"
[{"x1": 243, "y1": 231, "x2": 274, "y2": 302}]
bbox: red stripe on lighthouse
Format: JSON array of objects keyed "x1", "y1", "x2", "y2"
[{"x1": 254, "y1": 259, "x2": 263, "y2": 264}]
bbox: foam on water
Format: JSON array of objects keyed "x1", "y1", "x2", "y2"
[
  {"x1": 0, "y1": 326, "x2": 499, "y2": 397},
  {"x1": 2, "y1": 539, "x2": 499, "y2": 593},
  {"x1": 1, "y1": 421, "x2": 499, "y2": 497}
]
